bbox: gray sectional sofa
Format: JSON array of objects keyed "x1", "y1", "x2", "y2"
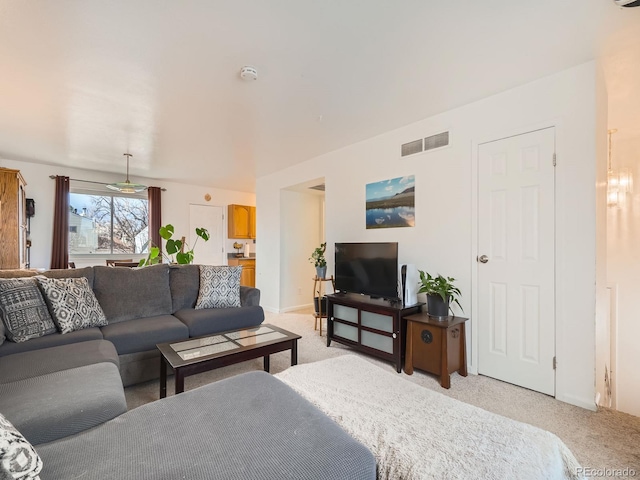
[
  {"x1": 0, "y1": 264, "x2": 264, "y2": 445},
  {"x1": 0, "y1": 264, "x2": 263, "y2": 386},
  {"x1": 36, "y1": 371, "x2": 376, "y2": 480},
  {"x1": 0, "y1": 264, "x2": 376, "y2": 479}
]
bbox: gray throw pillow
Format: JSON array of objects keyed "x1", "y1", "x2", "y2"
[
  {"x1": 0, "y1": 278, "x2": 56, "y2": 343},
  {"x1": 195, "y1": 265, "x2": 242, "y2": 309},
  {"x1": 0, "y1": 412, "x2": 42, "y2": 479},
  {"x1": 36, "y1": 276, "x2": 107, "y2": 334}
]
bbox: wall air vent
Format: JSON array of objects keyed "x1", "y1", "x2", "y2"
[
  {"x1": 401, "y1": 139, "x2": 423, "y2": 157},
  {"x1": 401, "y1": 131, "x2": 450, "y2": 157},
  {"x1": 424, "y1": 131, "x2": 449, "y2": 151},
  {"x1": 309, "y1": 184, "x2": 325, "y2": 191}
]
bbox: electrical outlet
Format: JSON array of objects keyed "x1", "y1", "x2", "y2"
[{"x1": 297, "y1": 288, "x2": 302, "y2": 295}]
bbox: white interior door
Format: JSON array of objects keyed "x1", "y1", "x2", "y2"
[
  {"x1": 477, "y1": 127, "x2": 556, "y2": 396},
  {"x1": 189, "y1": 204, "x2": 224, "y2": 265}
]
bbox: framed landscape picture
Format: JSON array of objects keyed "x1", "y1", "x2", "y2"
[{"x1": 365, "y1": 175, "x2": 415, "y2": 229}]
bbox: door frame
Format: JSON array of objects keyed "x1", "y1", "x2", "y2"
[{"x1": 470, "y1": 119, "x2": 561, "y2": 383}]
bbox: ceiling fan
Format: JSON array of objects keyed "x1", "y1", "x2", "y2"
[{"x1": 613, "y1": 0, "x2": 640, "y2": 7}]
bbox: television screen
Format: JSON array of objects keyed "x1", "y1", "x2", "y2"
[{"x1": 335, "y1": 242, "x2": 398, "y2": 300}]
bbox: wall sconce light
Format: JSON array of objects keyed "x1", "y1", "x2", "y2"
[{"x1": 607, "y1": 129, "x2": 632, "y2": 207}]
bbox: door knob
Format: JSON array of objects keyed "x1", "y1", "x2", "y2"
[{"x1": 477, "y1": 255, "x2": 489, "y2": 264}]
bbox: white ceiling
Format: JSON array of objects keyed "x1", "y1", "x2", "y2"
[{"x1": 1, "y1": 1, "x2": 639, "y2": 192}]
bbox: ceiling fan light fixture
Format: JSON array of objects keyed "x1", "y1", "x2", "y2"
[
  {"x1": 613, "y1": 0, "x2": 640, "y2": 6},
  {"x1": 107, "y1": 153, "x2": 147, "y2": 193}
]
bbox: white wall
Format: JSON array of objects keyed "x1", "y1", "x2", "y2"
[
  {"x1": 279, "y1": 190, "x2": 324, "y2": 312},
  {"x1": 257, "y1": 61, "x2": 602, "y2": 410},
  {"x1": 607, "y1": 135, "x2": 640, "y2": 417},
  {"x1": 594, "y1": 64, "x2": 610, "y2": 412},
  {"x1": 0, "y1": 158, "x2": 255, "y2": 269}
]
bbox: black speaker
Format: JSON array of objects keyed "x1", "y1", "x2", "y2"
[
  {"x1": 26, "y1": 198, "x2": 35, "y2": 217},
  {"x1": 401, "y1": 264, "x2": 407, "y2": 305}
]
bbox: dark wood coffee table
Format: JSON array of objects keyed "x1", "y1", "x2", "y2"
[{"x1": 157, "y1": 324, "x2": 301, "y2": 398}]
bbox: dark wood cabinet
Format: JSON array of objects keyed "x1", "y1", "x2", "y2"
[
  {"x1": 326, "y1": 293, "x2": 423, "y2": 373},
  {"x1": 404, "y1": 313, "x2": 468, "y2": 388}
]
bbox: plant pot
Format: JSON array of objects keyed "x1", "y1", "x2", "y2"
[
  {"x1": 314, "y1": 296, "x2": 328, "y2": 315},
  {"x1": 316, "y1": 266, "x2": 327, "y2": 279},
  {"x1": 427, "y1": 294, "x2": 449, "y2": 319}
]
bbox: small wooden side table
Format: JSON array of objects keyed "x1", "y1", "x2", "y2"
[
  {"x1": 312, "y1": 276, "x2": 335, "y2": 336},
  {"x1": 404, "y1": 313, "x2": 468, "y2": 388}
]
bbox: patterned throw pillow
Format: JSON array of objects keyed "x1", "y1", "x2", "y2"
[
  {"x1": 0, "y1": 413, "x2": 42, "y2": 480},
  {"x1": 0, "y1": 279, "x2": 56, "y2": 343},
  {"x1": 195, "y1": 265, "x2": 242, "y2": 309},
  {"x1": 36, "y1": 276, "x2": 107, "y2": 334}
]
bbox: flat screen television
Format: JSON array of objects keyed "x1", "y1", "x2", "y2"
[{"x1": 334, "y1": 242, "x2": 399, "y2": 300}]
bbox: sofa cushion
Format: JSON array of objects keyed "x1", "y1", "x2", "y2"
[
  {"x1": 0, "y1": 363, "x2": 127, "y2": 445},
  {"x1": 93, "y1": 264, "x2": 172, "y2": 323},
  {"x1": 195, "y1": 265, "x2": 242, "y2": 309},
  {"x1": 0, "y1": 267, "x2": 94, "y2": 287},
  {"x1": 169, "y1": 264, "x2": 200, "y2": 312},
  {"x1": 240, "y1": 286, "x2": 260, "y2": 307},
  {"x1": 0, "y1": 278, "x2": 56, "y2": 343},
  {"x1": 0, "y1": 270, "x2": 36, "y2": 279},
  {"x1": 100, "y1": 315, "x2": 189, "y2": 355},
  {"x1": 0, "y1": 340, "x2": 119, "y2": 384},
  {"x1": 37, "y1": 371, "x2": 376, "y2": 480},
  {"x1": 0, "y1": 328, "x2": 103, "y2": 358},
  {"x1": 41, "y1": 267, "x2": 94, "y2": 289},
  {"x1": 35, "y1": 276, "x2": 107, "y2": 333},
  {"x1": 0, "y1": 412, "x2": 42, "y2": 479},
  {"x1": 174, "y1": 306, "x2": 265, "y2": 338}
]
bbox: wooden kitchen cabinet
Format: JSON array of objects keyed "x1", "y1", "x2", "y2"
[
  {"x1": 228, "y1": 204, "x2": 256, "y2": 239},
  {"x1": 228, "y1": 257, "x2": 256, "y2": 287},
  {"x1": 0, "y1": 168, "x2": 27, "y2": 269}
]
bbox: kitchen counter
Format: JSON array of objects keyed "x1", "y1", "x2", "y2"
[{"x1": 227, "y1": 253, "x2": 256, "y2": 260}]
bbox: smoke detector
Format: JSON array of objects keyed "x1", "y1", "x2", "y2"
[
  {"x1": 240, "y1": 66, "x2": 258, "y2": 81},
  {"x1": 613, "y1": 0, "x2": 640, "y2": 6}
]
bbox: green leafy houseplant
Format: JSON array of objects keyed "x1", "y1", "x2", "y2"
[
  {"x1": 139, "y1": 224, "x2": 210, "y2": 266},
  {"x1": 309, "y1": 242, "x2": 327, "y2": 268},
  {"x1": 309, "y1": 242, "x2": 327, "y2": 279},
  {"x1": 418, "y1": 271, "x2": 463, "y2": 316}
]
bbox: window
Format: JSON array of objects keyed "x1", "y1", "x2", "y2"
[{"x1": 69, "y1": 192, "x2": 149, "y2": 255}]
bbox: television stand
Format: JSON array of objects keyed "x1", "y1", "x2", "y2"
[{"x1": 326, "y1": 293, "x2": 423, "y2": 373}]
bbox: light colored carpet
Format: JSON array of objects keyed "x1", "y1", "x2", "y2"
[{"x1": 125, "y1": 310, "x2": 640, "y2": 477}]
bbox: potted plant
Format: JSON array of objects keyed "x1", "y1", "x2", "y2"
[
  {"x1": 417, "y1": 270, "x2": 463, "y2": 318},
  {"x1": 309, "y1": 242, "x2": 327, "y2": 279},
  {"x1": 139, "y1": 224, "x2": 210, "y2": 266}
]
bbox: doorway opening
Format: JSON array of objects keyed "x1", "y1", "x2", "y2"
[{"x1": 279, "y1": 178, "x2": 327, "y2": 313}]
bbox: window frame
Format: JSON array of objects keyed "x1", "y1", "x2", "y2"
[{"x1": 68, "y1": 187, "x2": 149, "y2": 260}]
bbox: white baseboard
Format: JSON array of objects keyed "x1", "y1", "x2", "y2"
[
  {"x1": 556, "y1": 393, "x2": 597, "y2": 411},
  {"x1": 280, "y1": 303, "x2": 313, "y2": 313},
  {"x1": 262, "y1": 304, "x2": 314, "y2": 314}
]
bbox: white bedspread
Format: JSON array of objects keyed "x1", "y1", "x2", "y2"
[{"x1": 275, "y1": 355, "x2": 584, "y2": 480}]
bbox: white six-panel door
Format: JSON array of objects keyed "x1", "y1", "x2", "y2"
[{"x1": 477, "y1": 128, "x2": 556, "y2": 396}]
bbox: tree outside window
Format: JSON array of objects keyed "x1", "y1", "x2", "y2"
[{"x1": 69, "y1": 192, "x2": 149, "y2": 255}]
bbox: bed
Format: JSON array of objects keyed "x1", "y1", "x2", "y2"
[{"x1": 275, "y1": 355, "x2": 584, "y2": 480}]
